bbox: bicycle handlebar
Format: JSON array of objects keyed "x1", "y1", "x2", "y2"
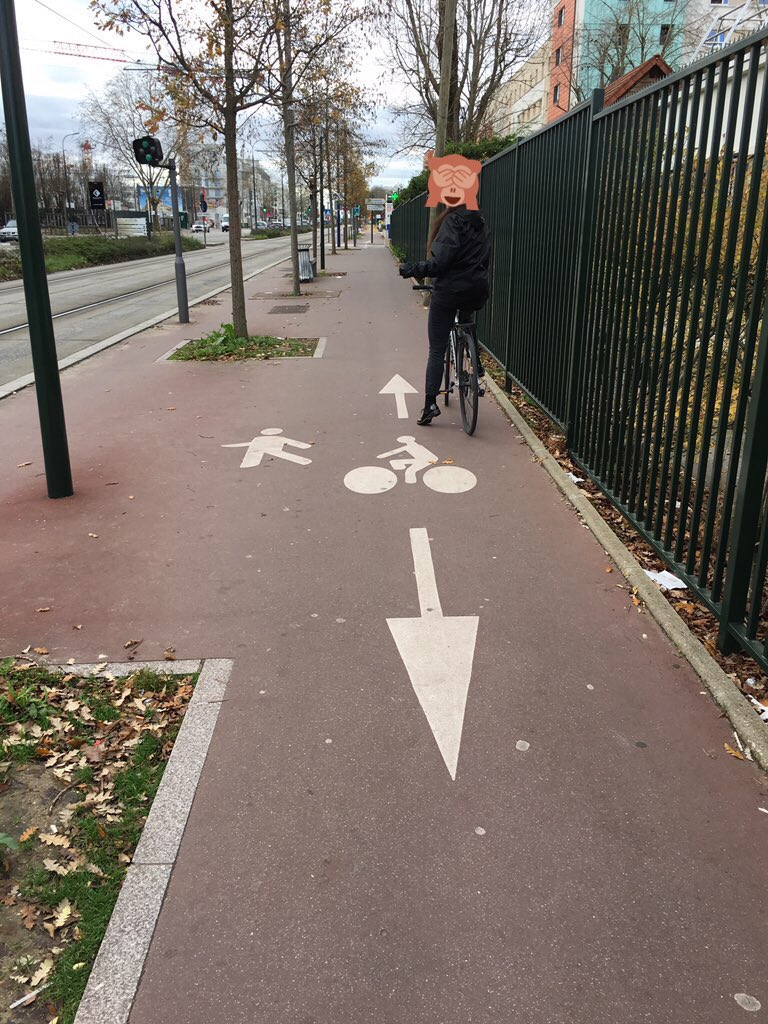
[{"x1": 412, "y1": 284, "x2": 432, "y2": 291}]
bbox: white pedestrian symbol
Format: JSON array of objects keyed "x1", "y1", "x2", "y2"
[
  {"x1": 222, "y1": 428, "x2": 312, "y2": 469},
  {"x1": 344, "y1": 436, "x2": 477, "y2": 494}
]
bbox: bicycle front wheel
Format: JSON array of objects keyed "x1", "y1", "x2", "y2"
[
  {"x1": 443, "y1": 336, "x2": 452, "y2": 407},
  {"x1": 457, "y1": 331, "x2": 479, "y2": 435}
]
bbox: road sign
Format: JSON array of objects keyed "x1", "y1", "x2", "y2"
[
  {"x1": 200, "y1": 199, "x2": 208, "y2": 213},
  {"x1": 387, "y1": 529, "x2": 479, "y2": 779},
  {"x1": 222, "y1": 428, "x2": 313, "y2": 469},
  {"x1": 88, "y1": 181, "x2": 105, "y2": 210},
  {"x1": 367, "y1": 198, "x2": 385, "y2": 209},
  {"x1": 379, "y1": 374, "x2": 417, "y2": 419}
]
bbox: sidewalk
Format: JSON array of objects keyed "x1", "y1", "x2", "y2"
[{"x1": 1, "y1": 233, "x2": 766, "y2": 1024}]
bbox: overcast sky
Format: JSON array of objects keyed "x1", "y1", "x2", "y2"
[{"x1": 4, "y1": 0, "x2": 423, "y2": 189}]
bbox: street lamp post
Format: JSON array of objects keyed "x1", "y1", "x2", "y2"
[{"x1": 61, "y1": 130, "x2": 80, "y2": 233}]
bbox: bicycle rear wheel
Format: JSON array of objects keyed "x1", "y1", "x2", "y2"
[
  {"x1": 457, "y1": 331, "x2": 479, "y2": 435},
  {"x1": 443, "y1": 336, "x2": 452, "y2": 407}
]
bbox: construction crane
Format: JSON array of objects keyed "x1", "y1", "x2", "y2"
[{"x1": 22, "y1": 40, "x2": 152, "y2": 66}]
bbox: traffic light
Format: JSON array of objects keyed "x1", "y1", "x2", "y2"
[
  {"x1": 132, "y1": 136, "x2": 164, "y2": 167},
  {"x1": 262, "y1": 206, "x2": 267, "y2": 213}
]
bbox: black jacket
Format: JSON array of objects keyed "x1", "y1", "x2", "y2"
[{"x1": 422, "y1": 209, "x2": 491, "y2": 302}]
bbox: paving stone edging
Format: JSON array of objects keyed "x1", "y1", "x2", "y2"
[
  {"x1": 72, "y1": 658, "x2": 233, "y2": 1024},
  {"x1": 486, "y1": 376, "x2": 768, "y2": 772}
]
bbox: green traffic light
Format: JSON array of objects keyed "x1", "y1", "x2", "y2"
[
  {"x1": 142, "y1": 139, "x2": 150, "y2": 149},
  {"x1": 145, "y1": 155, "x2": 152, "y2": 162}
]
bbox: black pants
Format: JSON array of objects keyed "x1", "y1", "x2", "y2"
[{"x1": 425, "y1": 292, "x2": 479, "y2": 398}]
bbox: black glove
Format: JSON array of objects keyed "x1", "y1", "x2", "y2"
[
  {"x1": 412, "y1": 261, "x2": 428, "y2": 280},
  {"x1": 399, "y1": 262, "x2": 414, "y2": 279}
]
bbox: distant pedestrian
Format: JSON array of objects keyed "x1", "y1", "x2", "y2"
[{"x1": 398, "y1": 155, "x2": 491, "y2": 426}]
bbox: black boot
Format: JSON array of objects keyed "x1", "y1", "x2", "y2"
[{"x1": 417, "y1": 401, "x2": 441, "y2": 426}]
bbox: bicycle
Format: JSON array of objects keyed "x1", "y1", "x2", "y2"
[{"x1": 412, "y1": 284, "x2": 483, "y2": 436}]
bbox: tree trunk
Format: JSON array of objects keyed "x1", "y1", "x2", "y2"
[
  {"x1": 281, "y1": 2, "x2": 301, "y2": 296},
  {"x1": 326, "y1": 126, "x2": 336, "y2": 255},
  {"x1": 224, "y1": 101, "x2": 248, "y2": 338},
  {"x1": 427, "y1": 0, "x2": 458, "y2": 265}
]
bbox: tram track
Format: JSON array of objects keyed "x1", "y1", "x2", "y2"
[{"x1": 0, "y1": 244, "x2": 287, "y2": 338}]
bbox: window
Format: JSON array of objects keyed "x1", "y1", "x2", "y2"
[
  {"x1": 660, "y1": 23, "x2": 670, "y2": 44},
  {"x1": 557, "y1": 6, "x2": 565, "y2": 26},
  {"x1": 555, "y1": 46, "x2": 562, "y2": 66},
  {"x1": 553, "y1": 83, "x2": 561, "y2": 105},
  {"x1": 617, "y1": 22, "x2": 629, "y2": 45}
]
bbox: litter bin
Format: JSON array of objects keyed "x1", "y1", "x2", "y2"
[{"x1": 298, "y1": 243, "x2": 314, "y2": 283}]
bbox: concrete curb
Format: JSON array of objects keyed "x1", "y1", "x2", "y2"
[
  {"x1": 73, "y1": 658, "x2": 234, "y2": 1024},
  {"x1": 0, "y1": 255, "x2": 290, "y2": 401},
  {"x1": 485, "y1": 375, "x2": 768, "y2": 772}
]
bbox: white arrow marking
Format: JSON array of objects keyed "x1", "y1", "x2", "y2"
[
  {"x1": 380, "y1": 374, "x2": 418, "y2": 419},
  {"x1": 387, "y1": 528, "x2": 479, "y2": 780}
]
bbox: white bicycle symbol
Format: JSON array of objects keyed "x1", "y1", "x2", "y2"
[{"x1": 344, "y1": 436, "x2": 477, "y2": 494}]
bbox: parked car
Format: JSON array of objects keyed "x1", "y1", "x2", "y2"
[
  {"x1": 191, "y1": 221, "x2": 207, "y2": 233},
  {"x1": 255, "y1": 220, "x2": 268, "y2": 230},
  {"x1": 0, "y1": 219, "x2": 18, "y2": 242},
  {"x1": 221, "y1": 216, "x2": 230, "y2": 232}
]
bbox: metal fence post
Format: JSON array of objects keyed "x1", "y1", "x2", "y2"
[
  {"x1": 565, "y1": 89, "x2": 604, "y2": 450},
  {"x1": 0, "y1": 0, "x2": 73, "y2": 499},
  {"x1": 717, "y1": 294, "x2": 768, "y2": 652}
]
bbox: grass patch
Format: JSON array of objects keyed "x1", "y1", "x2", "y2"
[
  {"x1": 249, "y1": 227, "x2": 311, "y2": 240},
  {"x1": 170, "y1": 322, "x2": 317, "y2": 360},
  {"x1": 0, "y1": 659, "x2": 197, "y2": 1023},
  {"x1": 0, "y1": 233, "x2": 204, "y2": 281}
]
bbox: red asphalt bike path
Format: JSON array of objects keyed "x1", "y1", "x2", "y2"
[{"x1": 1, "y1": 235, "x2": 766, "y2": 1023}]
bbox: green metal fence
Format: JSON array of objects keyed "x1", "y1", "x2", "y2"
[{"x1": 390, "y1": 27, "x2": 768, "y2": 673}]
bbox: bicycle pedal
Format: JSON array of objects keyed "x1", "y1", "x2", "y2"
[{"x1": 478, "y1": 384, "x2": 486, "y2": 397}]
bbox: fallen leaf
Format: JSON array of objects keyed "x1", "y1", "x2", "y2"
[
  {"x1": 442, "y1": 458, "x2": 455, "y2": 465},
  {"x1": 20, "y1": 827, "x2": 38, "y2": 843},
  {"x1": 66, "y1": 658, "x2": 75, "y2": 665},
  {"x1": 53, "y1": 899, "x2": 74, "y2": 929},
  {"x1": 124, "y1": 638, "x2": 142, "y2": 649},
  {"x1": 605, "y1": 566, "x2": 613, "y2": 574},
  {"x1": 20, "y1": 904, "x2": 38, "y2": 930},
  {"x1": 17, "y1": 461, "x2": 32, "y2": 468},
  {"x1": 724, "y1": 742, "x2": 745, "y2": 760},
  {"x1": 43, "y1": 858, "x2": 70, "y2": 876},
  {"x1": 82, "y1": 744, "x2": 105, "y2": 764},
  {"x1": 88, "y1": 533, "x2": 98, "y2": 539},
  {"x1": 36, "y1": 607, "x2": 51, "y2": 613},
  {"x1": 33, "y1": 647, "x2": 49, "y2": 656},
  {"x1": 72, "y1": 624, "x2": 82, "y2": 630},
  {"x1": 39, "y1": 834, "x2": 70, "y2": 847},
  {"x1": 164, "y1": 647, "x2": 176, "y2": 661},
  {"x1": 31, "y1": 958, "x2": 54, "y2": 987}
]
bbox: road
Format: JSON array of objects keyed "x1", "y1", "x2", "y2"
[{"x1": 0, "y1": 235, "x2": 292, "y2": 388}]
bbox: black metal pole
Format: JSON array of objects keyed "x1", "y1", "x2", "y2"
[
  {"x1": 167, "y1": 159, "x2": 189, "y2": 323},
  {"x1": 0, "y1": 0, "x2": 72, "y2": 498},
  {"x1": 319, "y1": 134, "x2": 326, "y2": 270}
]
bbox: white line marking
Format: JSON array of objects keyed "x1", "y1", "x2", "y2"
[
  {"x1": 380, "y1": 374, "x2": 418, "y2": 418},
  {"x1": 222, "y1": 429, "x2": 313, "y2": 468},
  {"x1": 314, "y1": 336, "x2": 327, "y2": 358},
  {"x1": 387, "y1": 528, "x2": 479, "y2": 779},
  {"x1": 410, "y1": 526, "x2": 442, "y2": 616}
]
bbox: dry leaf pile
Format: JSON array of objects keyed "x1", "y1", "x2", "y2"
[{"x1": 0, "y1": 659, "x2": 196, "y2": 1024}]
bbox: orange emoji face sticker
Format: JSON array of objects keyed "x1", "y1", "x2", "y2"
[{"x1": 426, "y1": 154, "x2": 481, "y2": 210}]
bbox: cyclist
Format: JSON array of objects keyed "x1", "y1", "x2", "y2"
[{"x1": 398, "y1": 203, "x2": 491, "y2": 425}]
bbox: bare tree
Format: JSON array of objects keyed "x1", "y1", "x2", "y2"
[
  {"x1": 92, "y1": 0, "x2": 275, "y2": 338},
  {"x1": 562, "y1": 0, "x2": 706, "y2": 104},
  {"x1": 385, "y1": 0, "x2": 545, "y2": 147},
  {"x1": 80, "y1": 70, "x2": 188, "y2": 228}
]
